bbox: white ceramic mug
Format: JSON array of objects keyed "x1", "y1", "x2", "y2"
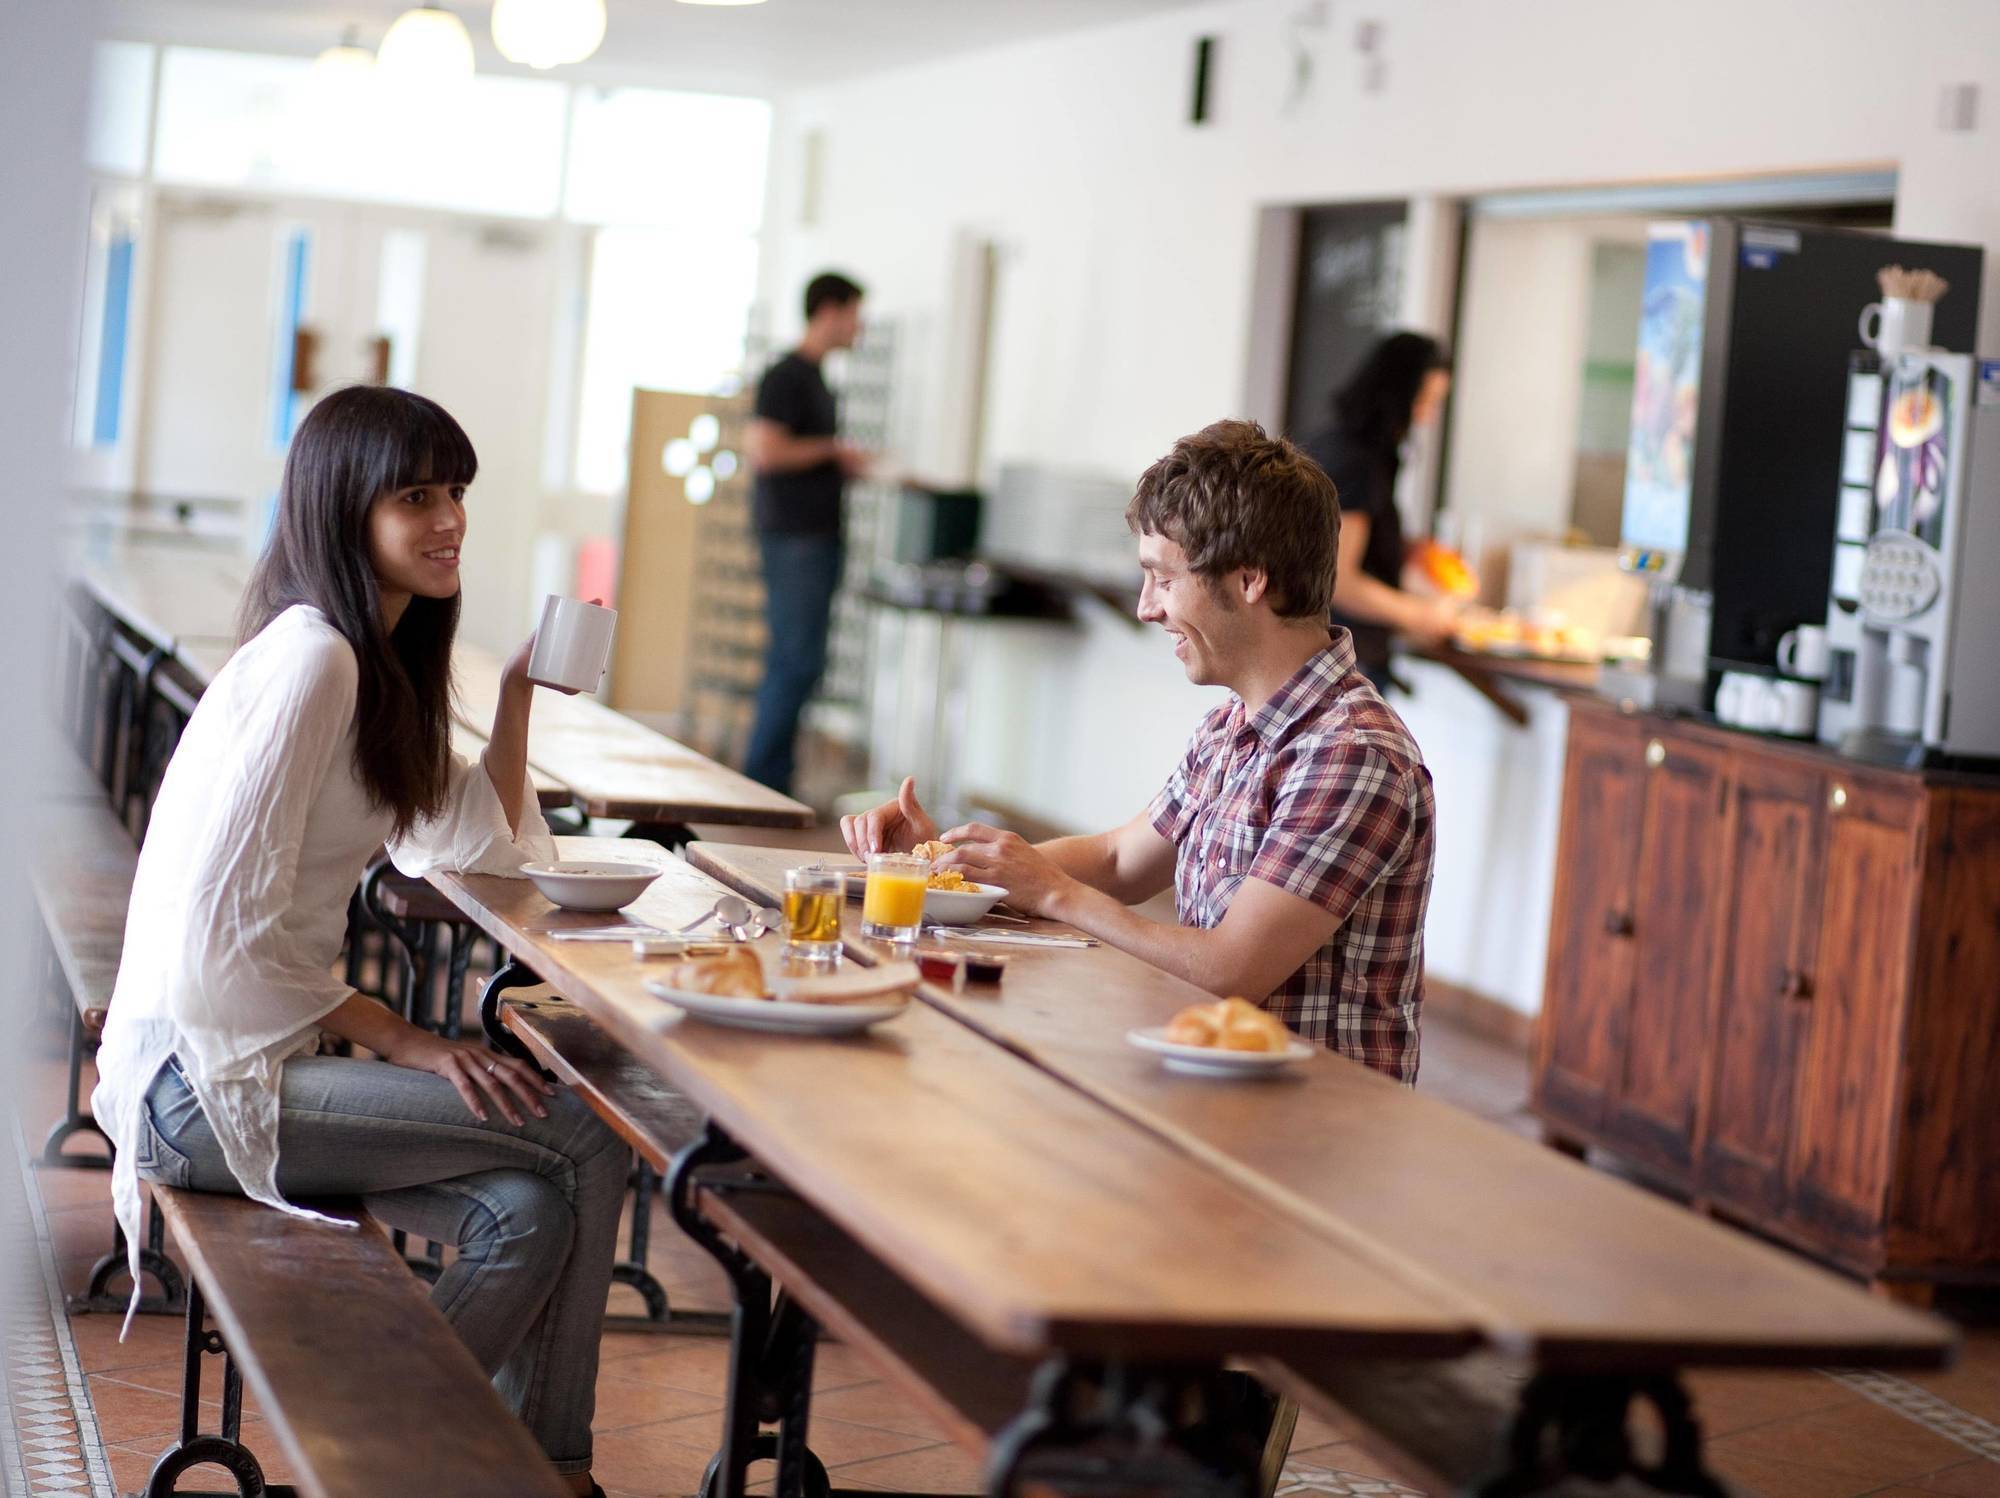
[
  {"x1": 1777, "y1": 624, "x2": 1831, "y2": 681},
  {"x1": 1772, "y1": 679, "x2": 1819, "y2": 737},
  {"x1": 527, "y1": 595, "x2": 617, "y2": 693},
  {"x1": 1858, "y1": 296, "x2": 1935, "y2": 358},
  {"x1": 1886, "y1": 660, "x2": 1927, "y2": 736}
]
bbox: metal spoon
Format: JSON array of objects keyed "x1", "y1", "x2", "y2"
[
  {"x1": 722, "y1": 904, "x2": 785, "y2": 941},
  {"x1": 671, "y1": 894, "x2": 750, "y2": 935}
]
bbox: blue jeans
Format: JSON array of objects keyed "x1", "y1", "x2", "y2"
[
  {"x1": 137, "y1": 1054, "x2": 627, "y2": 1477},
  {"x1": 744, "y1": 531, "x2": 844, "y2": 794}
]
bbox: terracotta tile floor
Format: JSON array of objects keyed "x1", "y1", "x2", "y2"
[{"x1": 12, "y1": 983, "x2": 2000, "y2": 1498}]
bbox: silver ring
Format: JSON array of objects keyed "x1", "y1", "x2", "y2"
[{"x1": 484, "y1": 1061, "x2": 498, "y2": 1074}]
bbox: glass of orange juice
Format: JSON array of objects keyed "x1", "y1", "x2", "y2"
[
  {"x1": 861, "y1": 852, "x2": 930, "y2": 943},
  {"x1": 783, "y1": 867, "x2": 845, "y2": 961}
]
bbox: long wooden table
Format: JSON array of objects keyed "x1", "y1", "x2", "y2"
[
  {"x1": 420, "y1": 836, "x2": 1953, "y2": 1497},
  {"x1": 429, "y1": 839, "x2": 1470, "y2": 1362},
  {"x1": 452, "y1": 648, "x2": 812, "y2": 830},
  {"x1": 685, "y1": 842, "x2": 1950, "y2": 1373}
]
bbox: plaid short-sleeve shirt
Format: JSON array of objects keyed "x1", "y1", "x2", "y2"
[{"x1": 1147, "y1": 632, "x2": 1435, "y2": 1082}]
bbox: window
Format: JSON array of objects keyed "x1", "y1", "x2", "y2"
[
  {"x1": 573, "y1": 228, "x2": 761, "y2": 494},
  {"x1": 563, "y1": 87, "x2": 771, "y2": 231},
  {"x1": 152, "y1": 47, "x2": 567, "y2": 218}
]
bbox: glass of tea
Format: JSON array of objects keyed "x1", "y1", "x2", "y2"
[
  {"x1": 782, "y1": 867, "x2": 845, "y2": 961},
  {"x1": 861, "y1": 852, "x2": 930, "y2": 944}
]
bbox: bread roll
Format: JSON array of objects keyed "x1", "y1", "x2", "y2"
[
  {"x1": 1163, "y1": 997, "x2": 1290, "y2": 1052},
  {"x1": 1165, "y1": 1003, "x2": 1221, "y2": 1047},
  {"x1": 662, "y1": 947, "x2": 767, "y2": 1000},
  {"x1": 1215, "y1": 998, "x2": 1289, "y2": 1053}
]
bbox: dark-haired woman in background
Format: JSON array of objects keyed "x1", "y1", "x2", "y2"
[
  {"x1": 93, "y1": 386, "x2": 623, "y2": 1497},
  {"x1": 1303, "y1": 331, "x2": 1457, "y2": 691}
]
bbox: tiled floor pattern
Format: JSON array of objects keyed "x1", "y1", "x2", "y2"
[
  {"x1": 3, "y1": 1117, "x2": 114, "y2": 1498},
  {"x1": 11, "y1": 999, "x2": 2000, "y2": 1498}
]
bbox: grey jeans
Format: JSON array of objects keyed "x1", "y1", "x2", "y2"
[{"x1": 138, "y1": 1052, "x2": 627, "y2": 1476}]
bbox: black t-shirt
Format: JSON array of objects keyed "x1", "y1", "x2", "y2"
[
  {"x1": 752, "y1": 352, "x2": 843, "y2": 535},
  {"x1": 1303, "y1": 425, "x2": 1404, "y2": 671}
]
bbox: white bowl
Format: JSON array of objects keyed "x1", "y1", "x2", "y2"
[
  {"x1": 922, "y1": 882, "x2": 1008, "y2": 924},
  {"x1": 521, "y1": 860, "x2": 662, "y2": 912}
]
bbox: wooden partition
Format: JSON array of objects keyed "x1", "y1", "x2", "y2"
[{"x1": 610, "y1": 388, "x2": 757, "y2": 732}]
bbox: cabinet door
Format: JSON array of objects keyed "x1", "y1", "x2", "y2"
[
  {"x1": 1787, "y1": 778, "x2": 1923, "y2": 1250},
  {"x1": 1697, "y1": 752, "x2": 1824, "y2": 1217},
  {"x1": 1604, "y1": 732, "x2": 1730, "y2": 1175},
  {"x1": 1534, "y1": 711, "x2": 1645, "y2": 1134}
]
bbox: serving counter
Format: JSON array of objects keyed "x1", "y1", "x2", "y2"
[{"x1": 1532, "y1": 696, "x2": 2000, "y2": 1296}]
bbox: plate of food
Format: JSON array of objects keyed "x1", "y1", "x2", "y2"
[
  {"x1": 1128, "y1": 998, "x2": 1313, "y2": 1078},
  {"x1": 644, "y1": 949, "x2": 916, "y2": 1036},
  {"x1": 826, "y1": 845, "x2": 1011, "y2": 923}
]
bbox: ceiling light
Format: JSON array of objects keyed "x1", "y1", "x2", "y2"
[
  {"x1": 492, "y1": 0, "x2": 607, "y2": 69},
  {"x1": 378, "y1": 5, "x2": 475, "y2": 87},
  {"x1": 311, "y1": 29, "x2": 375, "y2": 80}
]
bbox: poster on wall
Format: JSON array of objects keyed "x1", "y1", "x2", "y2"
[{"x1": 1621, "y1": 221, "x2": 1709, "y2": 557}]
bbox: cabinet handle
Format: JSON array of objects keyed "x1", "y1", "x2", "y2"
[
  {"x1": 1781, "y1": 969, "x2": 1815, "y2": 1000},
  {"x1": 1829, "y1": 783, "x2": 1849, "y2": 812},
  {"x1": 1604, "y1": 910, "x2": 1636, "y2": 937},
  {"x1": 1645, "y1": 738, "x2": 1667, "y2": 768}
]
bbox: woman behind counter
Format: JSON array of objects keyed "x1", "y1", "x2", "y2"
[
  {"x1": 1303, "y1": 331, "x2": 1457, "y2": 691},
  {"x1": 92, "y1": 386, "x2": 624, "y2": 1497}
]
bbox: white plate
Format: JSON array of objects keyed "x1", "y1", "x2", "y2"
[
  {"x1": 921, "y1": 882, "x2": 1008, "y2": 923},
  {"x1": 645, "y1": 979, "x2": 909, "y2": 1036},
  {"x1": 1126, "y1": 1026, "x2": 1314, "y2": 1078},
  {"x1": 522, "y1": 861, "x2": 662, "y2": 912}
]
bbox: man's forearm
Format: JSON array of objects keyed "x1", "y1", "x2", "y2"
[
  {"x1": 1043, "y1": 878, "x2": 1250, "y2": 997},
  {"x1": 754, "y1": 433, "x2": 842, "y2": 473}
]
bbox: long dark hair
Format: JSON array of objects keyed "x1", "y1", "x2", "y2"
[
  {"x1": 1332, "y1": 331, "x2": 1450, "y2": 452},
  {"x1": 240, "y1": 386, "x2": 475, "y2": 837}
]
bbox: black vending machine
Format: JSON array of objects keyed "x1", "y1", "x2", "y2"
[{"x1": 1616, "y1": 218, "x2": 1982, "y2": 707}]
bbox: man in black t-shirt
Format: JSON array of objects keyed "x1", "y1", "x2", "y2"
[{"x1": 743, "y1": 271, "x2": 869, "y2": 794}]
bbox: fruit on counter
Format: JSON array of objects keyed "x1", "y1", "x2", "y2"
[
  {"x1": 1453, "y1": 607, "x2": 1599, "y2": 662},
  {"x1": 1409, "y1": 538, "x2": 1479, "y2": 599}
]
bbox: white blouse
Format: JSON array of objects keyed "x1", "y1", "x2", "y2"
[{"x1": 93, "y1": 605, "x2": 555, "y2": 1331}]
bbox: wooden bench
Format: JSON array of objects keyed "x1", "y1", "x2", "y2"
[
  {"x1": 146, "y1": 1186, "x2": 570, "y2": 1498},
  {"x1": 502, "y1": 997, "x2": 725, "y2": 1333},
  {"x1": 30, "y1": 795, "x2": 138, "y2": 1168}
]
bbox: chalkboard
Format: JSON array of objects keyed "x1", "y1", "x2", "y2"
[{"x1": 1283, "y1": 201, "x2": 1408, "y2": 440}]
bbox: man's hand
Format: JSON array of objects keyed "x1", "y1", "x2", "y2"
[
  {"x1": 836, "y1": 443, "x2": 872, "y2": 480},
  {"x1": 938, "y1": 823, "x2": 1077, "y2": 918},
  {"x1": 840, "y1": 777, "x2": 937, "y2": 860}
]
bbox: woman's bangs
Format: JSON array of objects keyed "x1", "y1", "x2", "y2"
[{"x1": 383, "y1": 396, "x2": 479, "y2": 492}]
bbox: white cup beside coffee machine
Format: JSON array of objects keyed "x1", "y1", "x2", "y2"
[
  {"x1": 1716, "y1": 670, "x2": 1819, "y2": 738},
  {"x1": 527, "y1": 595, "x2": 617, "y2": 693}
]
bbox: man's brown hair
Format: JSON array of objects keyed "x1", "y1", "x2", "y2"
[{"x1": 1124, "y1": 419, "x2": 1339, "y2": 619}]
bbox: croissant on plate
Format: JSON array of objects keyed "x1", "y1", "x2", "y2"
[
  {"x1": 660, "y1": 947, "x2": 768, "y2": 1000},
  {"x1": 1163, "y1": 997, "x2": 1291, "y2": 1053}
]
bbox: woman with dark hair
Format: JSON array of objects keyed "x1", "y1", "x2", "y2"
[
  {"x1": 1303, "y1": 331, "x2": 1457, "y2": 690},
  {"x1": 93, "y1": 386, "x2": 623, "y2": 1497}
]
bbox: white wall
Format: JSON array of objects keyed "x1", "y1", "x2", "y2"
[{"x1": 758, "y1": 0, "x2": 2000, "y2": 1013}]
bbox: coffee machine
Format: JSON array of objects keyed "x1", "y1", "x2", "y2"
[
  {"x1": 1816, "y1": 353, "x2": 2000, "y2": 764},
  {"x1": 1605, "y1": 219, "x2": 1984, "y2": 712}
]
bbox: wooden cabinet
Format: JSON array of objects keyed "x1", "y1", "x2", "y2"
[{"x1": 1534, "y1": 700, "x2": 2000, "y2": 1289}]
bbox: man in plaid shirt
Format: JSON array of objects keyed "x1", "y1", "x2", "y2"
[{"x1": 842, "y1": 420, "x2": 1436, "y2": 1081}]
